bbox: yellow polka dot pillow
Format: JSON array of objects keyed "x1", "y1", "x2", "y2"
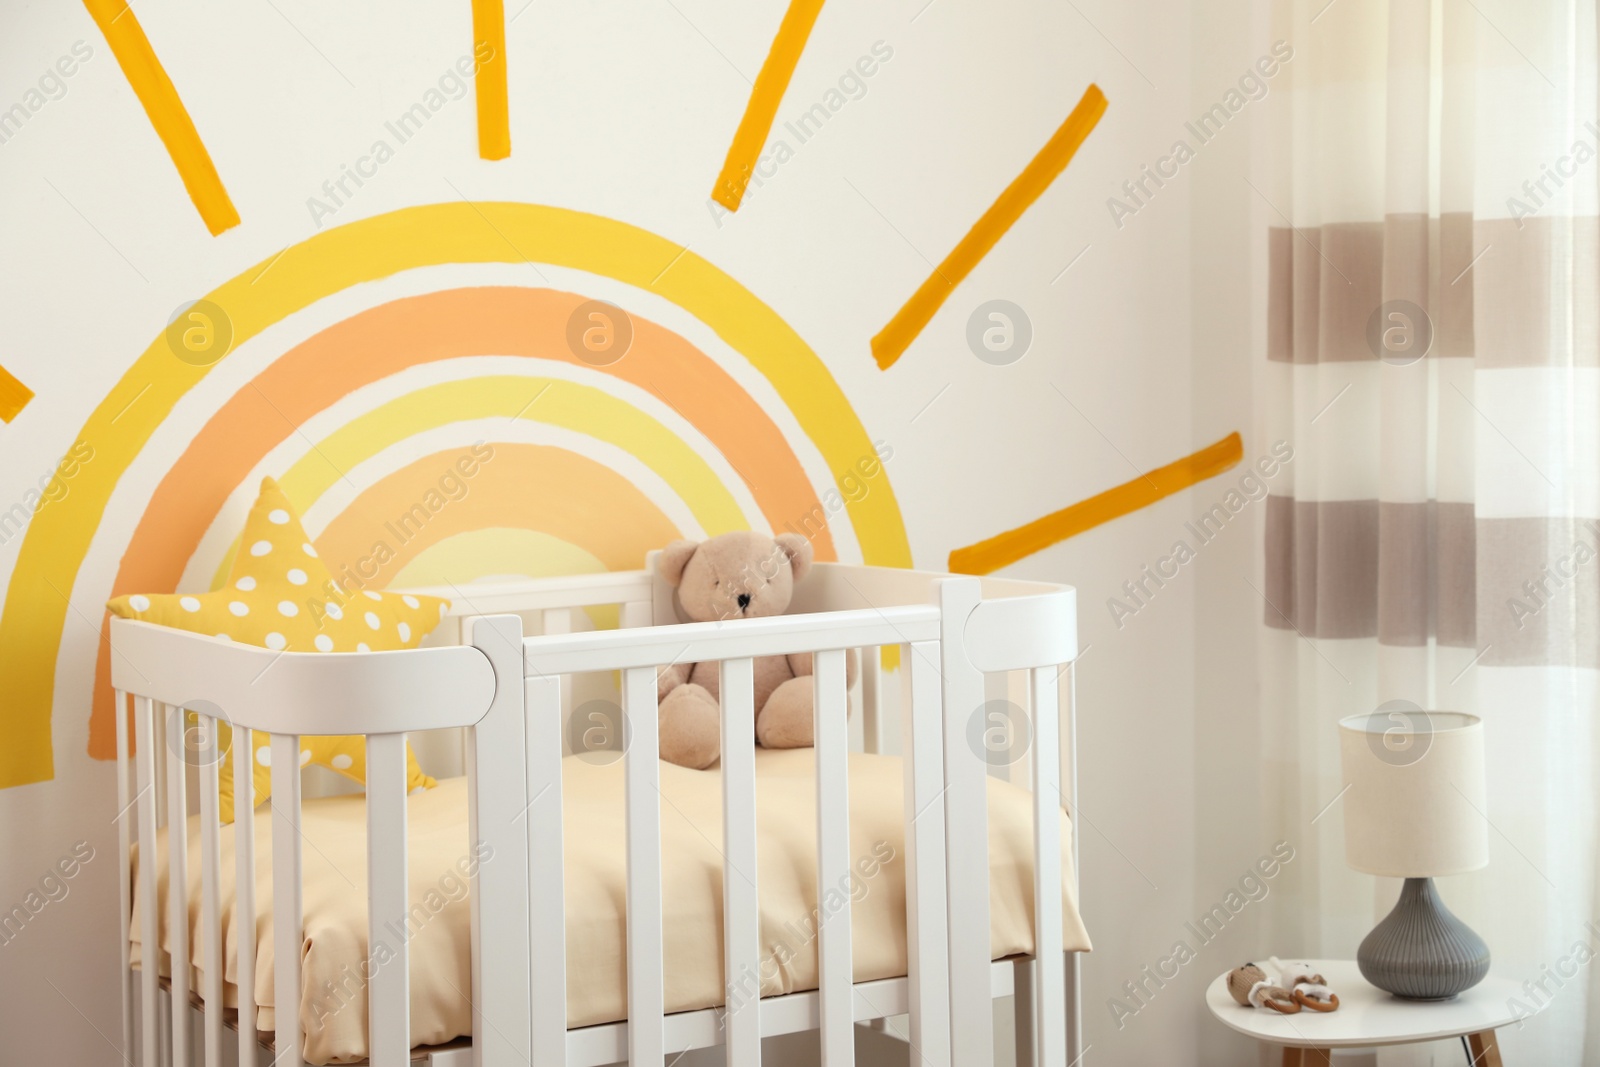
[{"x1": 107, "y1": 477, "x2": 448, "y2": 822}]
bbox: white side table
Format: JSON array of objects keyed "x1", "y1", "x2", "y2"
[{"x1": 1204, "y1": 959, "x2": 1526, "y2": 1066}]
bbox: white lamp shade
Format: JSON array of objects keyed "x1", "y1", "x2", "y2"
[{"x1": 1338, "y1": 710, "x2": 1488, "y2": 877}]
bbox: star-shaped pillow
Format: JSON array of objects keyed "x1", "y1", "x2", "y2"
[{"x1": 108, "y1": 477, "x2": 448, "y2": 822}]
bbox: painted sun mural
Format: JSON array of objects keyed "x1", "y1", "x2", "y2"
[{"x1": 0, "y1": 0, "x2": 1244, "y2": 790}]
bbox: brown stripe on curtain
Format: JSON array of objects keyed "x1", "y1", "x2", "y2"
[
  {"x1": 1263, "y1": 495, "x2": 1476, "y2": 645},
  {"x1": 1309, "y1": 224, "x2": 1380, "y2": 363},
  {"x1": 1438, "y1": 213, "x2": 1475, "y2": 360},
  {"x1": 1267, "y1": 213, "x2": 1477, "y2": 362},
  {"x1": 1267, "y1": 226, "x2": 1292, "y2": 362}
]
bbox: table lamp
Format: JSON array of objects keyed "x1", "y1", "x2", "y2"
[{"x1": 1337, "y1": 708, "x2": 1490, "y2": 999}]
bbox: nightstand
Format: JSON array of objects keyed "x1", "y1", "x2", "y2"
[{"x1": 1204, "y1": 959, "x2": 1528, "y2": 1065}]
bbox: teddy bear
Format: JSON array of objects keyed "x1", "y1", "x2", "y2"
[{"x1": 654, "y1": 531, "x2": 857, "y2": 769}]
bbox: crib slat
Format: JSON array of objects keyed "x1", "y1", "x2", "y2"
[
  {"x1": 270, "y1": 734, "x2": 304, "y2": 1067},
  {"x1": 902, "y1": 642, "x2": 950, "y2": 1066},
  {"x1": 167, "y1": 704, "x2": 192, "y2": 1067},
  {"x1": 115, "y1": 690, "x2": 135, "y2": 1064},
  {"x1": 719, "y1": 657, "x2": 760, "y2": 1067},
  {"x1": 234, "y1": 726, "x2": 258, "y2": 1067},
  {"x1": 135, "y1": 696, "x2": 160, "y2": 1067},
  {"x1": 814, "y1": 650, "x2": 853, "y2": 1067},
  {"x1": 197, "y1": 712, "x2": 224, "y2": 1065},
  {"x1": 938, "y1": 579, "x2": 992, "y2": 1065},
  {"x1": 525, "y1": 674, "x2": 567, "y2": 1066},
  {"x1": 366, "y1": 733, "x2": 410, "y2": 1066},
  {"x1": 1029, "y1": 668, "x2": 1064, "y2": 1067},
  {"x1": 622, "y1": 665, "x2": 664, "y2": 1064}
]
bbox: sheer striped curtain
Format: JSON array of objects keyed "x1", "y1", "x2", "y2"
[{"x1": 1255, "y1": 1, "x2": 1600, "y2": 1062}]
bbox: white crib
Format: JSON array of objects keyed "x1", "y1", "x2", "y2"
[{"x1": 110, "y1": 559, "x2": 1084, "y2": 1067}]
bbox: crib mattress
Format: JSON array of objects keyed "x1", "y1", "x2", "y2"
[{"x1": 130, "y1": 749, "x2": 1090, "y2": 1065}]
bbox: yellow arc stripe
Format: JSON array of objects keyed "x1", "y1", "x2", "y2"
[
  {"x1": 948, "y1": 432, "x2": 1243, "y2": 576},
  {"x1": 472, "y1": 0, "x2": 510, "y2": 160},
  {"x1": 0, "y1": 364, "x2": 34, "y2": 423},
  {"x1": 872, "y1": 83, "x2": 1106, "y2": 371},
  {"x1": 207, "y1": 376, "x2": 749, "y2": 589},
  {"x1": 0, "y1": 201, "x2": 907, "y2": 790},
  {"x1": 711, "y1": 0, "x2": 826, "y2": 211},
  {"x1": 83, "y1": 0, "x2": 240, "y2": 236}
]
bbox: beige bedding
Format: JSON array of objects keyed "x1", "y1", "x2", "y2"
[{"x1": 131, "y1": 749, "x2": 1090, "y2": 1064}]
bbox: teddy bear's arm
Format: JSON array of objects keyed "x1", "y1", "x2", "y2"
[{"x1": 786, "y1": 651, "x2": 814, "y2": 677}]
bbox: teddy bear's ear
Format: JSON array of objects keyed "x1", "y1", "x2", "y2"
[
  {"x1": 774, "y1": 533, "x2": 813, "y2": 582},
  {"x1": 656, "y1": 539, "x2": 700, "y2": 587}
]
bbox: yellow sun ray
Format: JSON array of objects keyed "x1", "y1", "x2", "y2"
[
  {"x1": 0, "y1": 364, "x2": 34, "y2": 423},
  {"x1": 873, "y1": 83, "x2": 1106, "y2": 370},
  {"x1": 949, "y1": 432, "x2": 1242, "y2": 575},
  {"x1": 83, "y1": 0, "x2": 240, "y2": 235},
  {"x1": 711, "y1": 0, "x2": 827, "y2": 211},
  {"x1": 471, "y1": 0, "x2": 511, "y2": 159}
]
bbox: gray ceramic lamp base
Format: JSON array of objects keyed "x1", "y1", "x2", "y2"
[{"x1": 1357, "y1": 877, "x2": 1491, "y2": 1000}]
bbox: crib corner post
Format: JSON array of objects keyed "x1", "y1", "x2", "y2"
[{"x1": 466, "y1": 614, "x2": 532, "y2": 1067}]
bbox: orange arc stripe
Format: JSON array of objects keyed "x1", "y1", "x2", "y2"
[
  {"x1": 86, "y1": 286, "x2": 834, "y2": 758},
  {"x1": 948, "y1": 432, "x2": 1244, "y2": 576},
  {"x1": 471, "y1": 0, "x2": 510, "y2": 160},
  {"x1": 711, "y1": 0, "x2": 827, "y2": 211},
  {"x1": 872, "y1": 83, "x2": 1106, "y2": 371},
  {"x1": 83, "y1": 0, "x2": 240, "y2": 236},
  {"x1": 0, "y1": 364, "x2": 34, "y2": 423},
  {"x1": 316, "y1": 444, "x2": 680, "y2": 586}
]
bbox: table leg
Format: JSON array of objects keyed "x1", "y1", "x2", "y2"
[
  {"x1": 1281, "y1": 1049, "x2": 1301, "y2": 1067},
  {"x1": 1304, "y1": 1050, "x2": 1333, "y2": 1067},
  {"x1": 1468, "y1": 1030, "x2": 1504, "y2": 1067}
]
